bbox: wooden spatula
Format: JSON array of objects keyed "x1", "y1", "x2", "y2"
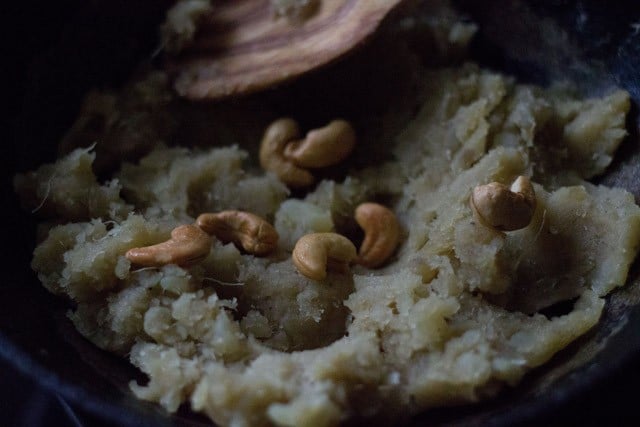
[{"x1": 165, "y1": 0, "x2": 404, "y2": 100}]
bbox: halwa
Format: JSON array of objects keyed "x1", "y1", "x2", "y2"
[{"x1": 13, "y1": 1, "x2": 640, "y2": 426}]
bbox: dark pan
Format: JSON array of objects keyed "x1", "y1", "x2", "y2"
[{"x1": 3, "y1": 1, "x2": 640, "y2": 426}]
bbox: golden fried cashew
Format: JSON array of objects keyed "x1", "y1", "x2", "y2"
[
  {"x1": 259, "y1": 118, "x2": 315, "y2": 188},
  {"x1": 196, "y1": 210, "x2": 279, "y2": 256},
  {"x1": 470, "y1": 175, "x2": 537, "y2": 232},
  {"x1": 355, "y1": 202, "x2": 400, "y2": 268},
  {"x1": 292, "y1": 232, "x2": 357, "y2": 281},
  {"x1": 283, "y1": 119, "x2": 356, "y2": 168},
  {"x1": 126, "y1": 224, "x2": 212, "y2": 267}
]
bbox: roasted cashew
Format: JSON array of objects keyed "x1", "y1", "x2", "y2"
[
  {"x1": 196, "y1": 210, "x2": 279, "y2": 256},
  {"x1": 283, "y1": 119, "x2": 356, "y2": 168},
  {"x1": 355, "y1": 202, "x2": 400, "y2": 268},
  {"x1": 292, "y1": 232, "x2": 357, "y2": 281},
  {"x1": 470, "y1": 175, "x2": 537, "y2": 232},
  {"x1": 259, "y1": 118, "x2": 315, "y2": 188},
  {"x1": 126, "y1": 224, "x2": 212, "y2": 267}
]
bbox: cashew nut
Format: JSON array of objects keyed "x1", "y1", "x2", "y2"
[
  {"x1": 196, "y1": 210, "x2": 279, "y2": 256},
  {"x1": 283, "y1": 120, "x2": 356, "y2": 168},
  {"x1": 355, "y1": 202, "x2": 400, "y2": 268},
  {"x1": 126, "y1": 224, "x2": 212, "y2": 267},
  {"x1": 292, "y1": 232, "x2": 357, "y2": 281},
  {"x1": 259, "y1": 118, "x2": 315, "y2": 188},
  {"x1": 470, "y1": 175, "x2": 537, "y2": 231}
]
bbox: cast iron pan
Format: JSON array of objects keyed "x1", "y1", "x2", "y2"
[{"x1": 4, "y1": 1, "x2": 640, "y2": 426}]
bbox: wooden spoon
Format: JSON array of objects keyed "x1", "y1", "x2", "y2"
[{"x1": 165, "y1": 0, "x2": 404, "y2": 100}]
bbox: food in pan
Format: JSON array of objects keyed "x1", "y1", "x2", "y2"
[{"x1": 13, "y1": 1, "x2": 640, "y2": 426}]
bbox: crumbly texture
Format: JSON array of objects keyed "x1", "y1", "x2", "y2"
[
  {"x1": 13, "y1": 4, "x2": 640, "y2": 427},
  {"x1": 161, "y1": 0, "x2": 213, "y2": 53}
]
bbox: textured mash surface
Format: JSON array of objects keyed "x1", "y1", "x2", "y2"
[{"x1": 12, "y1": 4, "x2": 640, "y2": 427}]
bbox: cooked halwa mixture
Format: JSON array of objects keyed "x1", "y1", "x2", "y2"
[{"x1": 13, "y1": 1, "x2": 640, "y2": 426}]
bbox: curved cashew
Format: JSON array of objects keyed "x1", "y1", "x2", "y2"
[
  {"x1": 292, "y1": 232, "x2": 357, "y2": 281},
  {"x1": 470, "y1": 175, "x2": 537, "y2": 232},
  {"x1": 283, "y1": 120, "x2": 356, "y2": 168},
  {"x1": 126, "y1": 224, "x2": 212, "y2": 267},
  {"x1": 259, "y1": 118, "x2": 315, "y2": 188},
  {"x1": 196, "y1": 210, "x2": 279, "y2": 256},
  {"x1": 355, "y1": 202, "x2": 400, "y2": 268}
]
